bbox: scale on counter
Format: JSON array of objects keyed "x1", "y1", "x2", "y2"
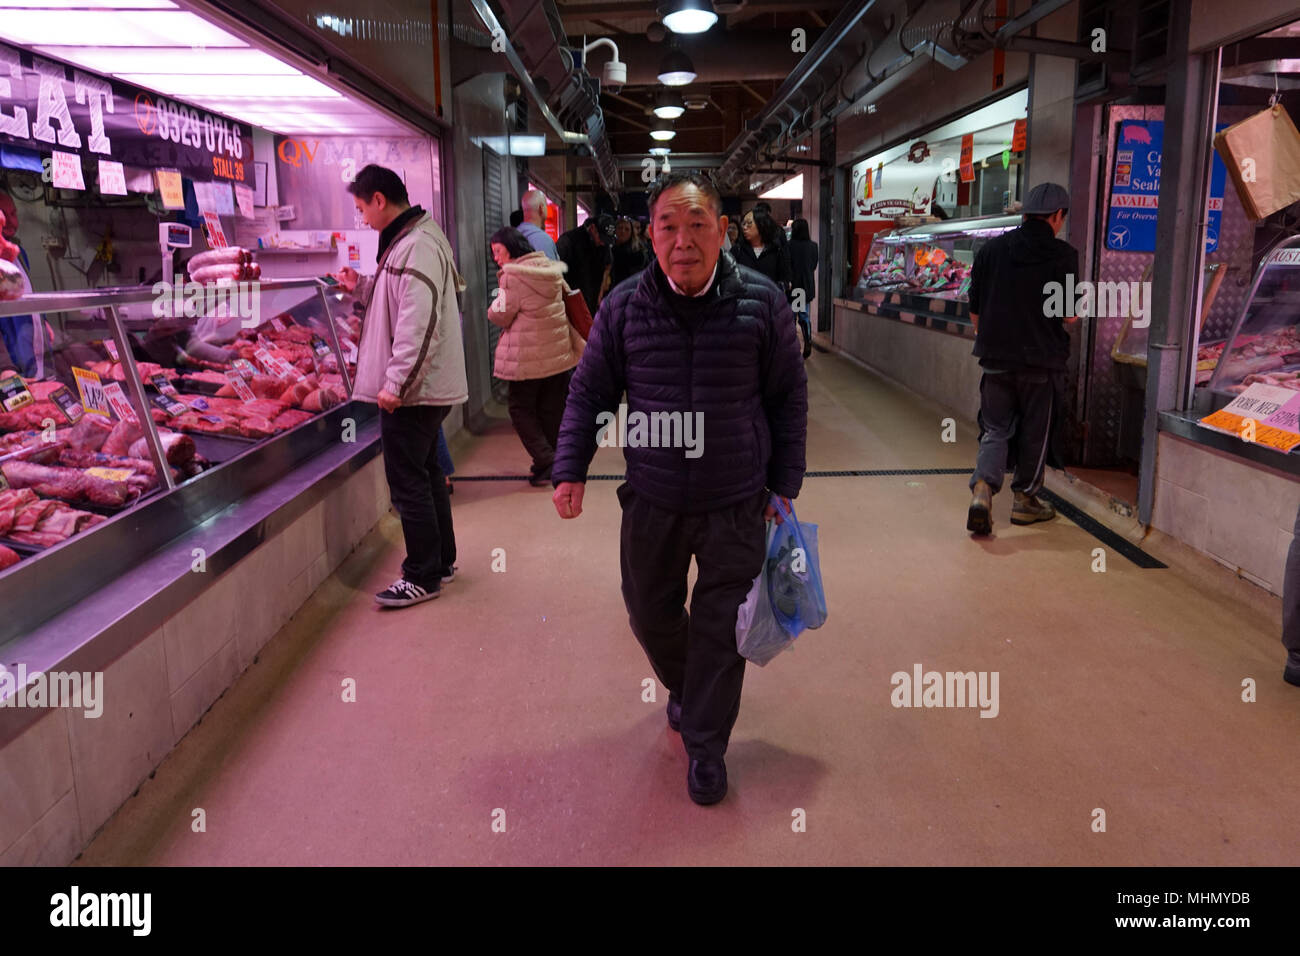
[{"x1": 159, "y1": 222, "x2": 192, "y2": 283}]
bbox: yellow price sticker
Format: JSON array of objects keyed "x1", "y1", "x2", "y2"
[{"x1": 85, "y1": 467, "x2": 133, "y2": 482}]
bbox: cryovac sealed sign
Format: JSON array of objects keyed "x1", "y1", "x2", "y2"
[
  {"x1": 1107, "y1": 120, "x2": 1227, "y2": 253},
  {"x1": 0, "y1": 40, "x2": 254, "y2": 185},
  {"x1": 0, "y1": 372, "x2": 33, "y2": 413}
]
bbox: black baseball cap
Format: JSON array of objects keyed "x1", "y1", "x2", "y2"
[
  {"x1": 593, "y1": 214, "x2": 616, "y2": 241},
  {"x1": 1022, "y1": 182, "x2": 1071, "y2": 215}
]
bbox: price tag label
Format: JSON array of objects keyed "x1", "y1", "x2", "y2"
[
  {"x1": 225, "y1": 370, "x2": 255, "y2": 402},
  {"x1": 190, "y1": 397, "x2": 210, "y2": 411},
  {"x1": 51, "y1": 150, "x2": 85, "y2": 190},
  {"x1": 270, "y1": 316, "x2": 286, "y2": 332},
  {"x1": 103, "y1": 382, "x2": 138, "y2": 422},
  {"x1": 0, "y1": 372, "x2": 34, "y2": 412},
  {"x1": 150, "y1": 373, "x2": 179, "y2": 398},
  {"x1": 342, "y1": 338, "x2": 358, "y2": 364},
  {"x1": 73, "y1": 367, "x2": 110, "y2": 417},
  {"x1": 310, "y1": 334, "x2": 332, "y2": 358},
  {"x1": 149, "y1": 393, "x2": 186, "y2": 418},
  {"x1": 156, "y1": 169, "x2": 185, "y2": 210},
  {"x1": 1250, "y1": 424, "x2": 1300, "y2": 453},
  {"x1": 49, "y1": 385, "x2": 84, "y2": 424},
  {"x1": 234, "y1": 183, "x2": 255, "y2": 220},
  {"x1": 232, "y1": 359, "x2": 257, "y2": 380},
  {"x1": 202, "y1": 211, "x2": 228, "y2": 249},
  {"x1": 98, "y1": 159, "x2": 127, "y2": 196},
  {"x1": 103, "y1": 338, "x2": 120, "y2": 361},
  {"x1": 86, "y1": 466, "x2": 132, "y2": 482},
  {"x1": 253, "y1": 346, "x2": 277, "y2": 375}
]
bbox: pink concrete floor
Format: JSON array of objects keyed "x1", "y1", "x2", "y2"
[{"x1": 76, "y1": 352, "x2": 1300, "y2": 866}]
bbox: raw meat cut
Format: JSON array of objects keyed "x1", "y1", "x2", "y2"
[
  {"x1": 0, "y1": 460, "x2": 133, "y2": 507},
  {"x1": 0, "y1": 544, "x2": 18, "y2": 571},
  {"x1": 65, "y1": 415, "x2": 113, "y2": 452},
  {"x1": 128, "y1": 430, "x2": 195, "y2": 465},
  {"x1": 102, "y1": 418, "x2": 144, "y2": 456}
]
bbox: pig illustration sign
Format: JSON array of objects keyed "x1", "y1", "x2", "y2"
[{"x1": 1107, "y1": 120, "x2": 1226, "y2": 253}]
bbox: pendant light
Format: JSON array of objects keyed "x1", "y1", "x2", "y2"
[
  {"x1": 653, "y1": 90, "x2": 686, "y2": 119},
  {"x1": 650, "y1": 117, "x2": 677, "y2": 141},
  {"x1": 659, "y1": 0, "x2": 718, "y2": 34},
  {"x1": 657, "y1": 48, "x2": 697, "y2": 86}
]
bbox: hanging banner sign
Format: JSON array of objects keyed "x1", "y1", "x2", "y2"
[
  {"x1": 1012, "y1": 118, "x2": 1027, "y2": 152},
  {"x1": 156, "y1": 169, "x2": 185, "y2": 210},
  {"x1": 959, "y1": 134, "x2": 975, "y2": 183},
  {"x1": 1107, "y1": 120, "x2": 1227, "y2": 253},
  {"x1": 50, "y1": 149, "x2": 85, "y2": 189},
  {"x1": 0, "y1": 40, "x2": 253, "y2": 186}
]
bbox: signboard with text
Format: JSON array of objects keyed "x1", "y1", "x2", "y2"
[{"x1": 0, "y1": 40, "x2": 254, "y2": 186}]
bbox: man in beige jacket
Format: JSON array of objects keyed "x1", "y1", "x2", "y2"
[{"x1": 334, "y1": 164, "x2": 468, "y2": 608}]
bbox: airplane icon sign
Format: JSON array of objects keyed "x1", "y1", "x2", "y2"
[{"x1": 1109, "y1": 226, "x2": 1130, "y2": 248}]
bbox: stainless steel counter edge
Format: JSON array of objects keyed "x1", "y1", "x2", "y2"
[
  {"x1": 0, "y1": 413, "x2": 381, "y2": 746},
  {"x1": 1159, "y1": 410, "x2": 1300, "y2": 478}
]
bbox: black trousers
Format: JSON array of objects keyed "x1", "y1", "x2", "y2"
[
  {"x1": 971, "y1": 369, "x2": 1056, "y2": 496},
  {"x1": 618, "y1": 482, "x2": 768, "y2": 761},
  {"x1": 507, "y1": 370, "x2": 571, "y2": 474},
  {"x1": 379, "y1": 404, "x2": 457, "y2": 590}
]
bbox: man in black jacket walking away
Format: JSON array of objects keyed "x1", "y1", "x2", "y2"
[
  {"x1": 967, "y1": 183, "x2": 1078, "y2": 534},
  {"x1": 551, "y1": 173, "x2": 808, "y2": 805}
]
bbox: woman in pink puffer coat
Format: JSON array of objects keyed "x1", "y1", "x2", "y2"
[{"x1": 489, "y1": 226, "x2": 585, "y2": 486}]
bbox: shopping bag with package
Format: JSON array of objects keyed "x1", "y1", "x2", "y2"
[
  {"x1": 1214, "y1": 103, "x2": 1300, "y2": 221},
  {"x1": 767, "y1": 496, "x2": 828, "y2": 637},
  {"x1": 735, "y1": 520, "x2": 795, "y2": 667}
]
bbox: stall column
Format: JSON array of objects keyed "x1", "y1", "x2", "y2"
[{"x1": 1139, "y1": 0, "x2": 1216, "y2": 525}]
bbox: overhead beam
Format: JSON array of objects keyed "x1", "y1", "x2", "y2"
[{"x1": 556, "y1": 0, "x2": 838, "y2": 19}]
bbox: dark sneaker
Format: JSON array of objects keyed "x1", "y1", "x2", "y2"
[
  {"x1": 687, "y1": 758, "x2": 727, "y2": 805},
  {"x1": 375, "y1": 578, "x2": 440, "y2": 608},
  {"x1": 967, "y1": 480, "x2": 993, "y2": 535},
  {"x1": 440, "y1": 565, "x2": 457, "y2": 584},
  {"x1": 528, "y1": 465, "x2": 552, "y2": 487},
  {"x1": 666, "y1": 694, "x2": 682, "y2": 732},
  {"x1": 1285, "y1": 664, "x2": 1300, "y2": 687},
  {"x1": 1011, "y1": 492, "x2": 1056, "y2": 525}
]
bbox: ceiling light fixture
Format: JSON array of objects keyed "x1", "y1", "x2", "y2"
[
  {"x1": 657, "y1": 48, "x2": 696, "y2": 86},
  {"x1": 650, "y1": 118, "x2": 676, "y2": 141},
  {"x1": 658, "y1": 0, "x2": 717, "y2": 34},
  {"x1": 652, "y1": 89, "x2": 686, "y2": 119},
  {"x1": 649, "y1": 145, "x2": 671, "y2": 155}
]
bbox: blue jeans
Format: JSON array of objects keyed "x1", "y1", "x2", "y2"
[{"x1": 794, "y1": 310, "x2": 812, "y2": 355}]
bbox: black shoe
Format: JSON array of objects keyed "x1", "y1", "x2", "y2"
[
  {"x1": 1285, "y1": 665, "x2": 1300, "y2": 687},
  {"x1": 687, "y1": 758, "x2": 727, "y2": 805},
  {"x1": 528, "y1": 465, "x2": 552, "y2": 487},
  {"x1": 375, "y1": 578, "x2": 440, "y2": 608},
  {"x1": 666, "y1": 694, "x2": 682, "y2": 732}
]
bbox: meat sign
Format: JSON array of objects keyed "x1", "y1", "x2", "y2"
[{"x1": 0, "y1": 40, "x2": 253, "y2": 186}]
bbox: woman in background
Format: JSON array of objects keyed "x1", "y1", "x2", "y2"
[
  {"x1": 488, "y1": 226, "x2": 583, "y2": 486},
  {"x1": 603, "y1": 217, "x2": 649, "y2": 301},
  {"x1": 733, "y1": 208, "x2": 791, "y2": 294},
  {"x1": 786, "y1": 218, "x2": 818, "y2": 359}
]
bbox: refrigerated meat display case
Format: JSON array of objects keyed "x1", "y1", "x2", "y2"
[
  {"x1": 1200, "y1": 235, "x2": 1300, "y2": 412},
  {"x1": 0, "y1": 278, "x2": 369, "y2": 640},
  {"x1": 851, "y1": 214, "x2": 1022, "y2": 326}
]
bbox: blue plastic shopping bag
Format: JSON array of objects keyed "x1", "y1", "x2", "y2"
[
  {"x1": 766, "y1": 496, "x2": 828, "y2": 637},
  {"x1": 735, "y1": 520, "x2": 795, "y2": 666}
]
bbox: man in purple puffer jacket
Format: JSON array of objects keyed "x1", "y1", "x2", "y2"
[{"x1": 551, "y1": 172, "x2": 808, "y2": 805}]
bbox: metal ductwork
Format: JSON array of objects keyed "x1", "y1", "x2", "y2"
[
  {"x1": 610, "y1": 32, "x2": 808, "y2": 84},
  {"x1": 716, "y1": 0, "x2": 995, "y2": 188},
  {"x1": 469, "y1": 0, "x2": 618, "y2": 195}
]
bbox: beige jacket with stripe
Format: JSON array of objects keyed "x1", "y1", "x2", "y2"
[
  {"x1": 353, "y1": 211, "x2": 468, "y2": 406},
  {"x1": 488, "y1": 251, "x2": 583, "y2": 381}
]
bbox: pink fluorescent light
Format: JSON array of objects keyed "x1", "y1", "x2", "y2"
[
  {"x1": 759, "y1": 173, "x2": 804, "y2": 200},
  {"x1": 0, "y1": 0, "x2": 176, "y2": 7},
  {"x1": 0, "y1": 11, "x2": 246, "y2": 47},
  {"x1": 117, "y1": 72, "x2": 343, "y2": 98},
  {"x1": 39, "y1": 46, "x2": 297, "y2": 74}
]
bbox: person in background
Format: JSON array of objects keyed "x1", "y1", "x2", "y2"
[
  {"x1": 509, "y1": 210, "x2": 524, "y2": 229},
  {"x1": 733, "y1": 209, "x2": 791, "y2": 294},
  {"x1": 488, "y1": 225, "x2": 582, "y2": 487},
  {"x1": 786, "y1": 218, "x2": 818, "y2": 360},
  {"x1": 518, "y1": 190, "x2": 559, "y2": 261},
  {"x1": 752, "y1": 201, "x2": 786, "y2": 251},
  {"x1": 332, "y1": 164, "x2": 468, "y2": 609},
  {"x1": 722, "y1": 222, "x2": 740, "y2": 252},
  {"x1": 437, "y1": 426, "x2": 455, "y2": 495},
  {"x1": 0, "y1": 191, "x2": 39, "y2": 377},
  {"x1": 602, "y1": 216, "x2": 649, "y2": 302},
  {"x1": 551, "y1": 172, "x2": 808, "y2": 806},
  {"x1": 965, "y1": 182, "x2": 1077, "y2": 535},
  {"x1": 556, "y1": 213, "x2": 615, "y2": 315}
]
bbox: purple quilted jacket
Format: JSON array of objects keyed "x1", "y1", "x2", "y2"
[{"x1": 552, "y1": 251, "x2": 808, "y2": 514}]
